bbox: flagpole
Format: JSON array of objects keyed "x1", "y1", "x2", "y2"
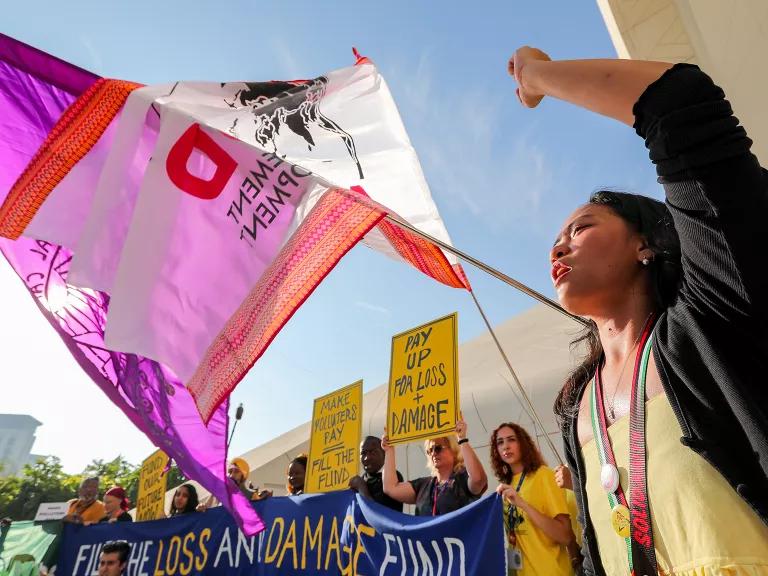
[
  {"x1": 468, "y1": 289, "x2": 564, "y2": 465},
  {"x1": 381, "y1": 214, "x2": 587, "y2": 326},
  {"x1": 381, "y1": 213, "x2": 571, "y2": 464}
]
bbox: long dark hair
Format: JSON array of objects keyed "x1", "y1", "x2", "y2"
[
  {"x1": 554, "y1": 191, "x2": 681, "y2": 428},
  {"x1": 169, "y1": 483, "x2": 199, "y2": 516},
  {"x1": 490, "y1": 423, "x2": 545, "y2": 483}
]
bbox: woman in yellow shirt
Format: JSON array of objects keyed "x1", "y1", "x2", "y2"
[{"x1": 493, "y1": 423, "x2": 575, "y2": 576}]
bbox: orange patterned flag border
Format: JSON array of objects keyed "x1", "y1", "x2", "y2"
[
  {"x1": 0, "y1": 78, "x2": 142, "y2": 239},
  {"x1": 188, "y1": 185, "x2": 471, "y2": 423},
  {"x1": 188, "y1": 187, "x2": 386, "y2": 422}
]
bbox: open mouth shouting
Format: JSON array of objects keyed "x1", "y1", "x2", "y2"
[{"x1": 551, "y1": 260, "x2": 572, "y2": 286}]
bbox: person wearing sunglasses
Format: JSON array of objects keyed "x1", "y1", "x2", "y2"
[{"x1": 381, "y1": 414, "x2": 487, "y2": 516}]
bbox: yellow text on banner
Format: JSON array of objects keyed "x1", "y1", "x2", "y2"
[
  {"x1": 305, "y1": 380, "x2": 363, "y2": 493},
  {"x1": 135, "y1": 449, "x2": 169, "y2": 521},
  {"x1": 387, "y1": 313, "x2": 459, "y2": 444}
]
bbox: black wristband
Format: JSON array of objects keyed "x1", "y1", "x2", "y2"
[{"x1": 458, "y1": 438, "x2": 469, "y2": 445}]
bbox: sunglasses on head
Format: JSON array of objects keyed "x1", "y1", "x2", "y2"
[{"x1": 426, "y1": 444, "x2": 446, "y2": 455}]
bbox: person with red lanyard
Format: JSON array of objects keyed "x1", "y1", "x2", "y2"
[
  {"x1": 382, "y1": 415, "x2": 487, "y2": 516},
  {"x1": 494, "y1": 422, "x2": 577, "y2": 575},
  {"x1": 507, "y1": 47, "x2": 768, "y2": 574}
]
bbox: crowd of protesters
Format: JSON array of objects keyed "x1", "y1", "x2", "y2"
[
  {"x1": 58, "y1": 479, "x2": 132, "y2": 526},
  {"x1": 59, "y1": 419, "x2": 581, "y2": 576},
  {"x1": 43, "y1": 416, "x2": 579, "y2": 575}
]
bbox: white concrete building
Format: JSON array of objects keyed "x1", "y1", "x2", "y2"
[
  {"x1": 597, "y1": 0, "x2": 768, "y2": 163},
  {"x1": 0, "y1": 414, "x2": 42, "y2": 476}
]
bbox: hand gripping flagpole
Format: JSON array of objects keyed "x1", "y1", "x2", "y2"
[{"x1": 383, "y1": 213, "x2": 583, "y2": 464}]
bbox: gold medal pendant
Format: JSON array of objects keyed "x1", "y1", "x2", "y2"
[{"x1": 610, "y1": 504, "x2": 631, "y2": 538}]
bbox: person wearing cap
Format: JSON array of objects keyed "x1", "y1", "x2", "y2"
[
  {"x1": 228, "y1": 458, "x2": 255, "y2": 498},
  {"x1": 197, "y1": 457, "x2": 271, "y2": 510},
  {"x1": 96, "y1": 486, "x2": 133, "y2": 524},
  {"x1": 63, "y1": 477, "x2": 106, "y2": 524},
  {"x1": 229, "y1": 457, "x2": 273, "y2": 500}
]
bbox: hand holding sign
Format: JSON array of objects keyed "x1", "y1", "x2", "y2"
[
  {"x1": 455, "y1": 413, "x2": 468, "y2": 440},
  {"x1": 381, "y1": 429, "x2": 394, "y2": 453}
]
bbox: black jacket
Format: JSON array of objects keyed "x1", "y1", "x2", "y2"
[{"x1": 563, "y1": 64, "x2": 768, "y2": 575}]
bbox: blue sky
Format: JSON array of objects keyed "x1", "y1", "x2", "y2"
[{"x1": 1, "y1": 1, "x2": 663, "y2": 472}]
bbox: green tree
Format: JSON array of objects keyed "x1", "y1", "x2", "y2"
[
  {"x1": 0, "y1": 456, "x2": 73, "y2": 520},
  {"x1": 0, "y1": 467, "x2": 22, "y2": 516},
  {"x1": 165, "y1": 465, "x2": 187, "y2": 492},
  {"x1": 0, "y1": 455, "x2": 191, "y2": 520},
  {"x1": 0, "y1": 455, "x2": 148, "y2": 521}
]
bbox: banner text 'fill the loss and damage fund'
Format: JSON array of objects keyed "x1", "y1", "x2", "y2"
[{"x1": 59, "y1": 491, "x2": 505, "y2": 575}]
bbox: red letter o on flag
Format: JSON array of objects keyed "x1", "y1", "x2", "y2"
[{"x1": 166, "y1": 123, "x2": 237, "y2": 200}]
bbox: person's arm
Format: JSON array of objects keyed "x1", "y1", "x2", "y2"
[
  {"x1": 508, "y1": 47, "x2": 672, "y2": 125},
  {"x1": 348, "y1": 476, "x2": 372, "y2": 499},
  {"x1": 62, "y1": 500, "x2": 81, "y2": 524},
  {"x1": 632, "y1": 64, "x2": 768, "y2": 324},
  {"x1": 381, "y1": 434, "x2": 417, "y2": 504},
  {"x1": 455, "y1": 416, "x2": 487, "y2": 496},
  {"x1": 496, "y1": 483, "x2": 573, "y2": 545},
  {"x1": 197, "y1": 493, "x2": 217, "y2": 511},
  {"x1": 510, "y1": 48, "x2": 768, "y2": 324},
  {"x1": 526, "y1": 509, "x2": 572, "y2": 546}
]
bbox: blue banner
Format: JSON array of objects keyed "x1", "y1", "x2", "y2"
[{"x1": 57, "y1": 491, "x2": 504, "y2": 575}]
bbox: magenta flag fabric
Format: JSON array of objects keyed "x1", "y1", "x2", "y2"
[{"x1": 0, "y1": 33, "x2": 264, "y2": 534}]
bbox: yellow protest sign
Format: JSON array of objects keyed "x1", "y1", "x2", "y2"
[
  {"x1": 135, "y1": 449, "x2": 168, "y2": 521},
  {"x1": 305, "y1": 380, "x2": 363, "y2": 493},
  {"x1": 387, "y1": 313, "x2": 459, "y2": 444}
]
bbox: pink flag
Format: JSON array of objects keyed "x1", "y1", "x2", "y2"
[
  {"x1": 0, "y1": 33, "x2": 262, "y2": 534},
  {"x1": 0, "y1": 36, "x2": 469, "y2": 535}
]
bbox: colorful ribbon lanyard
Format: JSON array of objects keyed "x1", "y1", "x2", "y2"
[
  {"x1": 505, "y1": 472, "x2": 526, "y2": 534},
  {"x1": 590, "y1": 314, "x2": 658, "y2": 575}
]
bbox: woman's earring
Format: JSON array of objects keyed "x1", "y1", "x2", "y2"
[{"x1": 642, "y1": 258, "x2": 650, "y2": 266}]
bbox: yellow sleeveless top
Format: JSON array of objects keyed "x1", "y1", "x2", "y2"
[{"x1": 582, "y1": 391, "x2": 768, "y2": 575}]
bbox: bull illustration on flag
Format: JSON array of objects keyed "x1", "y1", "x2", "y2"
[
  {"x1": 0, "y1": 33, "x2": 469, "y2": 534},
  {"x1": 223, "y1": 77, "x2": 364, "y2": 179}
]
